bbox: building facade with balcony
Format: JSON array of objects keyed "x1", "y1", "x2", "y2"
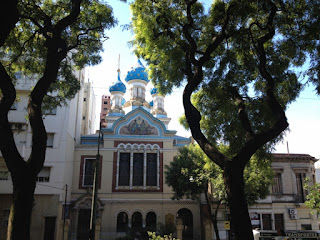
[
  {"x1": 0, "y1": 69, "x2": 96, "y2": 240},
  {"x1": 209, "y1": 153, "x2": 318, "y2": 240}
]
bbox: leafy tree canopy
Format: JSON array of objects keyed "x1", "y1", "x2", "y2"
[
  {"x1": 131, "y1": 0, "x2": 320, "y2": 151},
  {"x1": 165, "y1": 144, "x2": 274, "y2": 205},
  {"x1": 0, "y1": 1, "x2": 116, "y2": 239},
  {"x1": 304, "y1": 178, "x2": 320, "y2": 215},
  {"x1": 1, "y1": 0, "x2": 116, "y2": 107}
]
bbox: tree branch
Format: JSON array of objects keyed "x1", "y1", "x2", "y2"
[
  {"x1": 227, "y1": 86, "x2": 254, "y2": 138},
  {"x1": 28, "y1": 0, "x2": 83, "y2": 172},
  {"x1": 237, "y1": 0, "x2": 288, "y2": 163},
  {"x1": 182, "y1": 3, "x2": 235, "y2": 168},
  {"x1": 0, "y1": 63, "x2": 24, "y2": 172}
]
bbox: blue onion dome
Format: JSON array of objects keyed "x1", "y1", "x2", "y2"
[
  {"x1": 125, "y1": 59, "x2": 149, "y2": 83},
  {"x1": 109, "y1": 72, "x2": 126, "y2": 93},
  {"x1": 149, "y1": 100, "x2": 154, "y2": 107},
  {"x1": 150, "y1": 87, "x2": 158, "y2": 96}
]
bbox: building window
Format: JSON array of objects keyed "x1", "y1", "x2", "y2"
[
  {"x1": 83, "y1": 158, "x2": 94, "y2": 187},
  {"x1": 79, "y1": 156, "x2": 102, "y2": 189},
  {"x1": 117, "y1": 212, "x2": 128, "y2": 232},
  {"x1": 47, "y1": 133, "x2": 54, "y2": 148},
  {"x1": 36, "y1": 167, "x2": 50, "y2": 182},
  {"x1": 103, "y1": 101, "x2": 108, "y2": 104},
  {"x1": 147, "y1": 153, "x2": 157, "y2": 186},
  {"x1": 272, "y1": 173, "x2": 282, "y2": 194},
  {"x1": 83, "y1": 97, "x2": 86, "y2": 102},
  {"x1": 133, "y1": 153, "x2": 143, "y2": 186},
  {"x1": 119, "y1": 153, "x2": 130, "y2": 186},
  {"x1": 274, "y1": 214, "x2": 284, "y2": 231},
  {"x1": 262, "y1": 214, "x2": 272, "y2": 230},
  {"x1": 301, "y1": 224, "x2": 312, "y2": 230},
  {"x1": 296, "y1": 172, "x2": 307, "y2": 202},
  {"x1": 115, "y1": 143, "x2": 161, "y2": 191},
  {"x1": 0, "y1": 171, "x2": 9, "y2": 180}
]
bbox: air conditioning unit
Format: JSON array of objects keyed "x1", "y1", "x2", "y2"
[{"x1": 288, "y1": 208, "x2": 298, "y2": 219}]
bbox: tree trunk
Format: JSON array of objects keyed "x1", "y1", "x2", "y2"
[
  {"x1": 224, "y1": 161, "x2": 253, "y2": 240},
  {"x1": 7, "y1": 169, "x2": 37, "y2": 240}
]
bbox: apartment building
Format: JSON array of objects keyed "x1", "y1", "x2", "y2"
[
  {"x1": 209, "y1": 153, "x2": 318, "y2": 240},
  {"x1": 0, "y1": 69, "x2": 96, "y2": 240},
  {"x1": 100, "y1": 95, "x2": 111, "y2": 128}
]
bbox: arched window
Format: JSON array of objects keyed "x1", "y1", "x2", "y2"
[
  {"x1": 146, "y1": 212, "x2": 157, "y2": 232},
  {"x1": 132, "y1": 212, "x2": 143, "y2": 231},
  {"x1": 117, "y1": 212, "x2": 128, "y2": 232}
]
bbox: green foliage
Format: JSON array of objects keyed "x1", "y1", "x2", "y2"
[
  {"x1": 131, "y1": 1, "x2": 320, "y2": 237},
  {"x1": 304, "y1": 177, "x2": 320, "y2": 215},
  {"x1": 1, "y1": 0, "x2": 116, "y2": 105},
  {"x1": 148, "y1": 232, "x2": 176, "y2": 240},
  {"x1": 165, "y1": 144, "x2": 215, "y2": 201},
  {"x1": 130, "y1": 0, "x2": 320, "y2": 149},
  {"x1": 165, "y1": 144, "x2": 274, "y2": 205}
]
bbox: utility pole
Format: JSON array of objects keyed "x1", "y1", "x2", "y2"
[{"x1": 89, "y1": 122, "x2": 102, "y2": 240}]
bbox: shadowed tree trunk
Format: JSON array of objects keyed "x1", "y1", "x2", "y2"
[
  {"x1": 0, "y1": 1, "x2": 83, "y2": 239},
  {"x1": 223, "y1": 160, "x2": 251, "y2": 239}
]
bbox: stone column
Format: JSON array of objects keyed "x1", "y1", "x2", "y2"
[{"x1": 176, "y1": 218, "x2": 183, "y2": 240}]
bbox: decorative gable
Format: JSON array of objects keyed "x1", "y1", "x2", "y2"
[
  {"x1": 109, "y1": 107, "x2": 177, "y2": 137},
  {"x1": 119, "y1": 116, "x2": 159, "y2": 135}
]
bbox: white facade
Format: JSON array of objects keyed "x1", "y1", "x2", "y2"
[{"x1": 0, "y1": 68, "x2": 96, "y2": 240}]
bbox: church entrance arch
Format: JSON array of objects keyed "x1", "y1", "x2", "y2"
[{"x1": 177, "y1": 208, "x2": 193, "y2": 240}]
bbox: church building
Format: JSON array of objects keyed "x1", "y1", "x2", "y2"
[{"x1": 69, "y1": 60, "x2": 198, "y2": 240}]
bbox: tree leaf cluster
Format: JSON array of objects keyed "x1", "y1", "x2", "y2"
[
  {"x1": 0, "y1": 1, "x2": 117, "y2": 238},
  {"x1": 165, "y1": 144, "x2": 274, "y2": 205},
  {"x1": 1, "y1": 0, "x2": 116, "y2": 106},
  {"x1": 130, "y1": 0, "x2": 319, "y2": 149},
  {"x1": 304, "y1": 177, "x2": 320, "y2": 215}
]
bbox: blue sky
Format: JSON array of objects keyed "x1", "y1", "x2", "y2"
[{"x1": 87, "y1": 0, "x2": 320, "y2": 159}]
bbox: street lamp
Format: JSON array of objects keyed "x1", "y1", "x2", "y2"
[{"x1": 89, "y1": 122, "x2": 102, "y2": 240}]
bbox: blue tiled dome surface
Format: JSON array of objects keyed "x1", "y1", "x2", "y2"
[
  {"x1": 109, "y1": 72, "x2": 126, "y2": 93},
  {"x1": 125, "y1": 59, "x2": 149, "y2": 83}
]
